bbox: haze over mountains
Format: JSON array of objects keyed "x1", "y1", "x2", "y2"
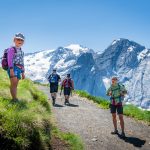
[{"x1": 24, "y1": 39, "x2": 150, "y2": 109}]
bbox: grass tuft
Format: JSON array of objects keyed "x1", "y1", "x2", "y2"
[{"x1": 52, "y1": 126, "x2": 84, "y2": 150}]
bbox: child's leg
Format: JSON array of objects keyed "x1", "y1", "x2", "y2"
[{"x1": 10, "y1": 77, "x2": 19, "y2": 100}]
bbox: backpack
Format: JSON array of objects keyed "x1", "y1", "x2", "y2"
[
  {"x1": 63, "y1": 78, "x2": 72, "y2": 88},
  {"x1": 49, "y1": 74, "x2": 58, "y2": 83},
  {"x1": 110, "y1": 83, "x2": 127, "y2": 102},
  {"x1": 1, "y1": 47, "x2": 17, "y2": 70}
]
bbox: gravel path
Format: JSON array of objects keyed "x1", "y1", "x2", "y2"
[{"x1": 38, "y1": 86, "x2": 150, "y2": 150}]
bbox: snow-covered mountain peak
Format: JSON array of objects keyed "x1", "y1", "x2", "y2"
[
  {"x1": 65, "y1": 44, "x2": 90, "y2": 56},
  {"x1": 25, "y1": 44, "x2": 94, "y2": 83},
  {"x1": 111, "y1": 38, "x2": 121, "y2": 45}
]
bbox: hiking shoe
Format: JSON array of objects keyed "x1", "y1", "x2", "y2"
[
  {"x1": 120, "y1": 132, "x2": 126, "y2": 138},
  {"x1": 111, "y1": 130, "x2": 118, "y2": 135}
]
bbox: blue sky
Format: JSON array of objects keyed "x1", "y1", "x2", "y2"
[{"x1": 0, "y1": 0, "x2": 150, "y2": 55}]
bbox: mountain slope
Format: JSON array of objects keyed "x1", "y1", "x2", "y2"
[
  {"x1": 24, "y1": 40, "x2": 150, "y2": 109},
  {"x1": 25, "y1": 44, "x2": 93, "y2": 83},
  {"x1": 0, "y1": 68, "x2": 51, "y2": 149}
]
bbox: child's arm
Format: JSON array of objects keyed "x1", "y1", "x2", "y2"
[
  {"x1": 7, "y1": 48, "x2": 15, "y2": 68},
  {"x1": 7, "y1": 48, "x2": 15, "y2": 77}
]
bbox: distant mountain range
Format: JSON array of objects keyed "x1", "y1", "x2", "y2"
[{"x1": 24, "y1": 39, "x2": 150, "y2": 109}]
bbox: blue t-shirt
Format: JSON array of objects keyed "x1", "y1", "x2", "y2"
[{"x1": 48, "y1": 74, "x2": 60, "y2": 85}]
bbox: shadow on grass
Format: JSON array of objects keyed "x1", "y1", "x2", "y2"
[
  {"x1": 117, "y1": 133, "x2": 146, "y2": 147},
  {"x1": 0, "y1": 134, "x2": 20, "y2": 150}
]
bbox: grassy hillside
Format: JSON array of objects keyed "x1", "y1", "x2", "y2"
[
  {"x1": 0, "y1": 68, "x2": 84, "y2": 150},
  {"x1": 0, "y1": 68, "x2": 51, "y2": 150},
  {"x1": 75, "y1": 90, "x2": 150, "y2": 124}
]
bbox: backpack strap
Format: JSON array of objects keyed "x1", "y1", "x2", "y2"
[{"x1": 10, "y1": 47, "x2": 17, "y2": 53}]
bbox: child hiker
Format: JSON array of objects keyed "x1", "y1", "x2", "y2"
[
  {"x1": 7, "y1": 33, "x2": 25, "y2": 102},
  {"x1": 107, "y1": 77, "x2": 127, "y2": 138}
]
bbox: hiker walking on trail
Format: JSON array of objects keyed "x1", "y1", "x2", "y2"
[
  {"x1": 48, "y1": 69, "x2": 61, "y2": 106},
  {"x1": 107, "y1": 77, "x2": 127, "y2": 138},
  {"x1": 1, "y1": 33, "x2": 25, "y2": 102},
  {"x1": 61, "y1": 74, "x2": 74, "y2": 105}
]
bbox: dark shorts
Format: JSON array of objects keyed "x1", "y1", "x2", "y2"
[
  {"x1": 110, "y1": 104, "x2": 123, "y2": 114},
  {"x1": 50, "y1": 84, "x2": 58, "y2": 93},
  {"x1": 64, "y1": 87, "x2": 71, "y2": 96}
]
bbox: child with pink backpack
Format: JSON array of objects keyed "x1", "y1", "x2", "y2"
[{"x1": 1, "y1": 33, "x2": 25, "y2": 102}]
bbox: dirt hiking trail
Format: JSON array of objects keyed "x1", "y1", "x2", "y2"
[{"x1": 38, "y1": 86, "x2": 150, "y2": 150}]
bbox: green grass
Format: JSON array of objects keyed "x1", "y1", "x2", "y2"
[
  {"x1": 52, "y1": 126, "x2": 84, "y2": 150},
  {"x1": 75, "y1": 90, "x2": 150, "y2": 124},
  {"x1": 0, "y1": 68, "x2": 84, "y2": 150},
  {"x1": 75, "y1": 90, "x2": 110, "y2": 109},
  {"x1": 0, "y1": 68, "x2": 51, "y2": 150},
  {"x1": 33, "y1": 81, "x2": 49, "y2": 87},
  {"x1": 124, "y1": 105, "x2": 150, "y2": 123}
]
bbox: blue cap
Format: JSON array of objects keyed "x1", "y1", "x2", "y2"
[{"x1": 14, "y1": 33, "x2": 25, "y2": 41}]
